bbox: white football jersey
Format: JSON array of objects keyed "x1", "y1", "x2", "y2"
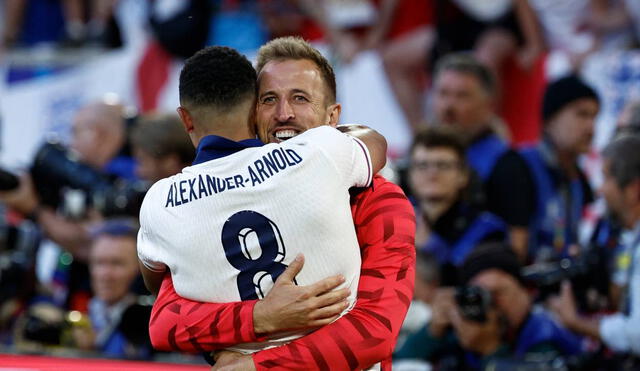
[{"x1": 137, "y1": 126, "x2": 372, "y2": 353}]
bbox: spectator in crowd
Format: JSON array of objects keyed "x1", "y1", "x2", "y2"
[
  {"x1": 72, "y1": 219, "x2": 152, "y2": 359},
  {"x1": 70, "y1": 100, "x2": 136, "y2": 180},
  {"x1": 528, "y1": 0, "x2": 637, "y2": 74},
  {"x1": 409, "y1": 125, "x2": 506, "y2": 286},
  {"x1": 551, "y1": 134, "x2": 640, "y2": 361},
  {"x1": 294, "y1": 0, "x2": 434, "y2": 132},
  {"x1": 130, "y1": 112, "x2": 195, "y2": 183},
  {"x1": 395, "y1": 243, "x2": 583, "y2": 369},
  {"x1": 519, "y1": 75, "x2": 597, "y2": 263},
  {"x1": 1, "y1": 0, "x2": 120, "y2": 49},
  {"x1": 431, "y1": 52, "x2": 535, "y2": 260},
  {"x1": 431, "y1": 0, "x2": 545, "y2": 73},
  {"x1": 617, "y1": 100, "x2": 640, "y2": 136},
  {"x1": 61, "y1": 0, "x2": 120, "y2": 47}
]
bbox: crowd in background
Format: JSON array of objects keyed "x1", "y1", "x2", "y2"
[{"x1": 1, "y1": 0, "x2": 640, "y2": 370}]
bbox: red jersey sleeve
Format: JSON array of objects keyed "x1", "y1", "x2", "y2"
[
  {"x1": 148, "y1": 274, "x2": 263, "y2": 352},
  {"x1": 252, "y1": 175, "x2": 416, "y2": 370}
]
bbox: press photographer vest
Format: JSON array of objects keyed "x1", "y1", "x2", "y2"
[
  {"x1": 520, "y1": 145, "x2": 589, "y2": 260},
  {"x1": 467, "y1": 132, "x2": 509, "y2": 182},
  {"x1": 421, "y1": 211, "x2": 507, "y2": 267}
]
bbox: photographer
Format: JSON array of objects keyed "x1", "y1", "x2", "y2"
[
  {"x1": 550, "y1": 135, "x2": 640, "y2": 363},
  {"x1": 0, "y1": 99, "x2": 135, "y2": 262},
  {"x1": 519, "y1": 75, "x2": 597, "y2": 263},
  {"x1": 395, "y1": 243, "x2": 583, "y2": 370}
]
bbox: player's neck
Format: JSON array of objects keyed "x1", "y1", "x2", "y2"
[
  {"x1": 195, "y1": 112, "x2": 257, "y2": 144},
  {"x1": 204, "y1": 125, "x2": 255, "y2": 142}
]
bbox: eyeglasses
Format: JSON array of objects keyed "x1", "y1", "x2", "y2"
[{"x1": 410, "y1": 160, "x2": 460, "y2": 172}]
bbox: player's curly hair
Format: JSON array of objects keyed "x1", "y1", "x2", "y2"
[
  {"x1": 256, "y1": 36, "x2": 336, "y2": 104},
  {"x1": 179, "y1": 46, "x2": 257, "y2": 111}
]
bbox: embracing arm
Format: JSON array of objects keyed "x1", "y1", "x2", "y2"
[
  {"x1": 337, "y1": 124, "x2": 387, "y2": 176},
  {"x1": 251, "y1": 176, "x2": 416, "y2": 370},
  {"x1": 148, "y1": 255, "x2": 349, "y2": 352}
]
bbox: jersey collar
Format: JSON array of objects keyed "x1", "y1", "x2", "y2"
[{"x1": 193, "y1": 135, "x2": 264, "y2": 165}]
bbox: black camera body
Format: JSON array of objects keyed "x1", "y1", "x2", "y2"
[
  {"x1": 27, "y1": 141, "x2": 147, "y2": 219},
  {"x1": 455, "y1": 285, "x2": 492, "y2": 323}
]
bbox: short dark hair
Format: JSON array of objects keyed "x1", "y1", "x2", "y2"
[
  {"x1": 410, "y1": 125, "x2": 467, "y2": 166},
  {"x1": 460, "y1": 242, "x2": 523, "y2": 285},
  {"x1": 602, "y1": 134, "x2": 640, "y2": 188},
  {"x1": 179, "y1": 46, "x2": 257, "y2": 111},
  {"x1": 256, "y1": 36, "x2": 337, "y2": 104},
  {"x1": 131, "y1": 113, "x2": 195, "y2": 165},
  {"x1": 434, "y1": 52, "x2": 496, "y2": 96}
]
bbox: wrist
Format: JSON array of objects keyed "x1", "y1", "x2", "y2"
[
  {"x1": 252, "y1": 300, "x2": 272, "y2": 335},
  {"x1": 428, "y1": 322, "x2": 447, "y2": 338}
]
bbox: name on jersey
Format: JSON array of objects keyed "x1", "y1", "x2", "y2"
[{"x1": 165, "y1": 147, "x2": 303, "y2": 207}]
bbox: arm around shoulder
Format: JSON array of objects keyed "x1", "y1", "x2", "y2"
[{"x1": 337, "y1": 124, "x2": 387, "y2": 174}]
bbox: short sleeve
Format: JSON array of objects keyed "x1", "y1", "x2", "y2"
[
  {"x1": 290, "y1": 126, "x2": 373, "y2": 188},
  {"x1": 136, "y1": 185, "x2": 168, "y2": 272}
]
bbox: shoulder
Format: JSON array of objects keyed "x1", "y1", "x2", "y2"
[
  {"x1": 139, "y1": 176, "x2": 176, "y2": 216},
  {"x1": 495, "y1": 149, "x2": 529, "y2": 171},
  {"x1": 491, "y1": 149, "x2": 534, "y2": 185}
]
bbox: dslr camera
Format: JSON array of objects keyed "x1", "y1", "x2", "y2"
[
  {"x1": 455, "y1": 285, "x2": 492, "y2": 323},
  {"x1": 0, "y1": 140, "x2": 147, "y2": 219}
]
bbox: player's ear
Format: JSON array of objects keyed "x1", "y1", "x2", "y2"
[
  {"x1": 327, "y1": 103, "x2": 341, "y2": 128},
  {"x1": 177, "y1": 106, "x2": 194, "y2": 133}
]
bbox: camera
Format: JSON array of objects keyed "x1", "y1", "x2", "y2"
[
  {"x1": 0, "y1": 205, "x2": 40, "y2": 303},
  {"x1": 0, "y1": 140, "x2": 148, "y2": 219},
  {"x1": 455, "y1": 285, "x2": 491, "y2": 323},
  {"x1": 521, "y1": 244, "x2": 609, "y2": 311}
]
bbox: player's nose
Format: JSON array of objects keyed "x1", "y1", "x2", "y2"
[{"x1": 276, "y1": 99, "x2": 294, "y2": 122}]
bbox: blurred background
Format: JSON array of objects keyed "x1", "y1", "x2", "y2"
[{"x1": 1, "y1": 0, "x2": 640, "y2": 370}]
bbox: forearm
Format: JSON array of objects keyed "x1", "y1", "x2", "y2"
[
  {"x1": 365, "y1": 0, "x2": 400, "y2": 48},
  {"x1": 337, "y1": 124, "x2": 387, "y2": 174},
  {"x1": 149, "y1": 274, "x2": 261, "y2": 352},
  {"x1": 513, "y1": 0, "x2": 544, "y2": 50},
  {"x1": 565, "y1": 316, "x2": 601, "y2": 341},
  {"x1": 36, "y1": 209, "x2": 91, "y2": 262}
]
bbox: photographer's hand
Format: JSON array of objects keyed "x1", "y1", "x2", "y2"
[
  {"x1": 451, "y1": 307, "x2": 502, "y2": 356},
  {"x1": 548, "y1": 281, "x2": 579, "y2": 327},
  {"x1": 548, "y1": 281, "x2": 602, "y2": 340},
  {"x1": 429, "y1": 288, "x2": 455, "y2": 338},
  {"x1": 0, "y1": 173, "x2": 38, "y2": 215}
]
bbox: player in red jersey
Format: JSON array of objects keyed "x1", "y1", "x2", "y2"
[{"x1": 148, "y1": 37, "x2": 416, "y2": 371}]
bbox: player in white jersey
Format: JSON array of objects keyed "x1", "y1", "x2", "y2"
[{"x1": 136, "y1": 46, "x2": 387, "y2": 352}]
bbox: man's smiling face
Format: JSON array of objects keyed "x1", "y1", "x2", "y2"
[{"x1": 256, "y1": 59, "x2": 340, "y2": 143}]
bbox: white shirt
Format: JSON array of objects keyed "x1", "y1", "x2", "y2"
[
  {"x1": 137, "y1": 126, "x2": 372, "y2": 352},
  {"x1": 600, "y1": 221, "x2": 640, "y2": 355}
]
